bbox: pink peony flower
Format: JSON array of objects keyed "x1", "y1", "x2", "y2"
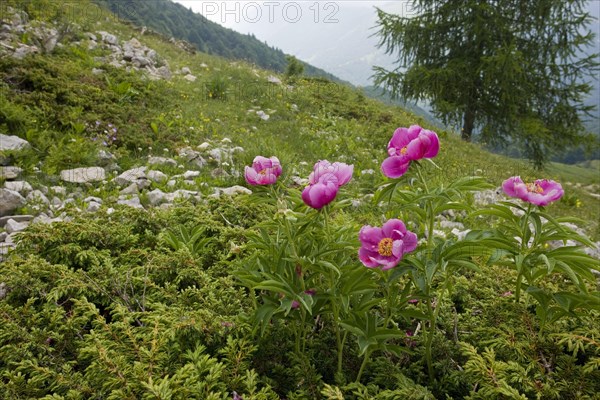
[
  {"x1": 302, "y1": 160, "x2": 353, "y2": 209},
  {"x1": 502, "y1": 176, "x2": 564, "y2": 206},
  {"x1": 244, "y1": 156, "x2": 282, "y2": 185},
  {"x1": 358, "y1": 219, "x2": 418, "y2": 270},
  {"x1": 381, "y1": 125, "x2": 440, "y2": 179},
  {"x1": 309, "y1": 160, "x2": 354, "y2": 186}
]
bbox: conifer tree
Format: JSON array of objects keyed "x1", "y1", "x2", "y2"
[{"x1": 373, "y1": 0, "x2": 599, "y2": 166}]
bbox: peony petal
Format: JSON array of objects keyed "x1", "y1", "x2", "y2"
[
  {"x1": 301, "y1": 185, "x2": 313, "y2": 206},
  {"x1": 359, "y1": 225, "x2": 384, "y2": 246},
  {"x1": 382, "y1": 219, "x2": 407, "y2": 239},
  {"x1": 269, "y1": 156, "x2": 282, "y2": 177},
  {"x1": 332, "y1": 162, "x2": 354, "y2": 186},
  {"x1": 525, "y1": 192, "x2": 547, "y2": 206},
  {"x1": 406, "y1": 134, "x2": 430, "y2": 160},
  {"x1": 359, "y1": 247, "x2": 380, "y2": 268},
  {"x1": 252, "y1": 156, "x2": 271, "y2": 171},
  {"x1": 421, "y1": 130, "x2": 440, "y2": 158},
  {"x1": 502, "y1": 176, "x2": 523, "y2": 198},
  {"x1": 406, "y1": 125, "x2": 423, "y2": 138},
  {"x1": 381, "y1": 156, "x2": 411, "y2": 179},
  {"x1": 392, "y1": 240, "x2": 404, "y2": 258},
  {"x1": 402, "y1": 231, "x2": 418, "y2": 253},
  {"x1": 303, "y1": 181, "x2": 338, "y2": 209},
  {"x1": 379, "y1": 256, "x2": 401, "y2": 270},
  {"x1": 244, "y1": 166, "x2": 260, "y2": 185},
  {"x1": 538, "y1": 179, "x2": 564, "y2": 202},
  {"x1": 388, "y1": 127, "x2": 411, "y2": 153},
  {"x1": 257, "y1": 169, "x2": 278, "y2": 185}
]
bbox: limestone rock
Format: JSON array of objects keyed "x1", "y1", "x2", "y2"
[
  {"x1": 267, "y1": 75, "x2": 282, "y2": 85},
  {"x1": 0, "y1": 189, "x2": 25, "y2": 217},
  {"x1": 0, "y1": 166, "x2": 23, "y2": 180},
  {"x1": 0, "y1": 133, "x2": 30, "y2": 151},
  {"x1": 5, "y1": 218, "x2": 29, "y2": 234},
  {"x1": 214, "y1": 186, "x2": 252, "y2": 197},
  {"x1": 83, "y1": 196, "x2": 102, "y2": 204},
  {"x1": 183, "y1": 170, "x2": 200, "y2": 179},
  {"x1": 60, "y1": 167, "x2": 105, "y2": 183},
  {"x1": 87, "y1": 201, "x2": 102, "y2": 212},
  {"x1": 97, "y1": 31, "x2": 118, "y2": 45},
  {"x1": 197, "y1": 142, "x2": 210, "y2": 151},
  {"x1": 147, "y1": 189, "x2": 165, "y2": 206},
  {"x1": 148, "y1": 156, "x2": 177, "y2": 167},
  {"x1": 26, "y1": 190, "x2": 49, "y2": 205},
  {"x1": 114, "y1": 167, "x2": 146, "y2": 186},
  {"x1": 120, "y1": 183, "x2": 139, "y2": 195},
  {"x1": 164, "y1": 190, "x2": 197, "y2": 203},
  {"x1": 50, "y1": 186, "x2": 67, "y2": 196},
  {"x1": 4, "y1": 180, "x2": 32, "y2": 194},
  {"x1": 0, "y1": 214, "x2": 33, "y2": 227},
  {"x1": 117, "y1": 195, "x2": 144, "y2": 209},
  {"x1": 147, "y1": 170, "x2": 168, "y2": 183}
]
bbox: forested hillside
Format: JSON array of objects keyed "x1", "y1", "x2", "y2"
[{"x1": 94, "y1": 0, "x2": 342, "y2": 81}]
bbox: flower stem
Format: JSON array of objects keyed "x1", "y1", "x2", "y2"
[
  {"x1": 425, "y1": 279, "x2": 448, "y2": 384},
  {"x1": 355, "y1": 350, "x2": 372, "y2": 383},
  {"x1": 425, "y1": 293, "x2": 435, "y2": 383},
  {"x1": 337, "y1": 331, "x2": 347, "y2": 378}
]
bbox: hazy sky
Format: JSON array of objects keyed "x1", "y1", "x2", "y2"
[
  {"x1": 172, "y1": 1, "x2": 404, "y2": 27},
  {"x1": 170, "y1": 1, "x2": 600, "y2": 87},
  {"x1": 171, "y1": 1, "x2": 405, "y2": 84}
]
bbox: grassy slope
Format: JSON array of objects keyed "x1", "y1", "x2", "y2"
[
  {"x1": 1, "y1": 2, "x2": 599, "y2": 398},
  {"x1": 1, "y1": 0, "x2": 598, "y2": 238}
]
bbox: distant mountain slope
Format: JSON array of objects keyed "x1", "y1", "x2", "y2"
[{"x1": 93, "y1": 0, "x2": 342, "y2": 82}]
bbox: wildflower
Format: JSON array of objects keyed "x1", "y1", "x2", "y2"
[
  {"x1": 244, "y1": 156, "x2": 282, "y2": 185},
  {"x1": 302, "y1": 160, "x2": 353, "y2": 209},
  {"x1": 309, "y1": 160, "x2": 353, "y2": 186},
  {"x1": 381, "y1": 125, "x2": 440, "y2": 178},
  {"x1": 502, "y1": 176, "x2": 564, "y2": 206},
  {"x1": 358, "y1": 219, "x2": 418, "y2": 270}
]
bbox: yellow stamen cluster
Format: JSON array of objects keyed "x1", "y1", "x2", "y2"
[
  {"x1": 526, "y1": 183, "x2": 544, "y2": 194},
  {"x1": 378, "y1": 238, "x2": 394, "y2": 257},
  {"x1": 400, "y1": 147, "x2": 408, "y2": 155}
]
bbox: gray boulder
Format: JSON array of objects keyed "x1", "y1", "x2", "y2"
[
  {"x1": 0, "y1": 166, "x2": 23, "y2": 180},
  {"x1": 0, "y1": 214, "x2": 33, "y2": 227},
  {"x1": 0, "y1": 133, "x2": 30, "y2": 151},
  {"x1": 114, "y1": 167, "x2": 146, "y2": 186},
  {"x1": 147, "y1": 170, "x2": 168, "y2": 183},
  {"x1": 4, "y1": 180, "x2": 32, "y2": 194},
  {"x1": 60, "y1": 167, "x2": 105, "y2": 183},
  {"x1": 212, "y1": 186, "x2": 252, "y2": 198},
  {"x1": 0, "y1": 189, "x2": 25, "y2": 217},
  {"x1": 97, "y1": 31, "x2": 118, "y2": 45},
  {"x1": 117, "y1": 195, "x2": 144, "y2": 209},
  {"x1": 87, "y1": 201, "x2": 102, "y2": 212},
  {"x1": 26, "y1": 190, "x2": 50, "y2": 205},
  {"x1": 147, "y1": 189, "x2": 166, "y2": 206},
  {"x1": 5, "y1": 218, "x2": 29, "y2": 234},
  {"x1": 148, "y1": 156, "x2": 177, "y2": 167},
  {"x1": 120, "y1": 183, "x2": 139, "y2": 195}
]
